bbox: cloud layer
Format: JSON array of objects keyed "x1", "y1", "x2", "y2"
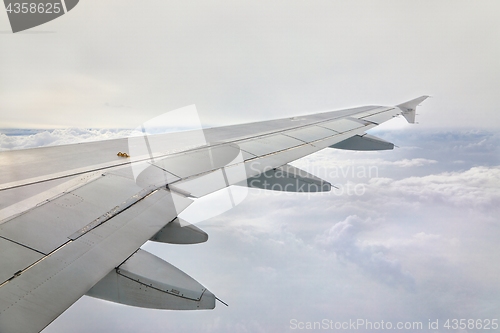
[
  {"x1": 0, "y1": 128, "x2": 132, "y2": 151},
  {"x1": 2, "y1": 128, "x2": 498, "y2": 332}
]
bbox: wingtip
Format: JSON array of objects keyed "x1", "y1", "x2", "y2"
[{"x1": 397, "y1": 96, "x2": 430, "y2": 124}]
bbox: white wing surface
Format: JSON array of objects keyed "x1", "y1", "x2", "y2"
[{"x1": 0, "y1": 97, "x2": 428, "y2": 333}]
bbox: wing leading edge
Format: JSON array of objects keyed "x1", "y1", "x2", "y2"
[{"x1": 0, "y1": 96, "x2": 429, "y2": 332}]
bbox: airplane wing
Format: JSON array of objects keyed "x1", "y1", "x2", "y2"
[{"x1": 0, "y1": 96, "x2": 428, "y2": 333}]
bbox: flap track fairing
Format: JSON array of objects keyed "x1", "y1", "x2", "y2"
[
  {"x1": 240, "y1": 164, "x2": 331, "y2": 192},
  {"x1": 150, "y1": 218, "x2": 208, "y2": 244},
  {"x1": 329, "y1": 134, "x2": 394, "y2": 151},
  {"x1": 86, "y1": 249, "x2": 215, "y2": 310}
]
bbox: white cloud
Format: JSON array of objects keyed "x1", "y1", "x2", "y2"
[
  {"x1": 390, "y1": 158, "x2": 438, "y2": 167},
  {"x1": 0, "y1": 128, "x2": 132, "y2": 151},
  {"x1": 368, "y1": 166, "x2": 500, "y2": 208},
  {"x1": 315, "y1": 215, "x2": 416, "y2": 290}
]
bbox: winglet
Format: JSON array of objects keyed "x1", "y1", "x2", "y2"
[{"x1": 397, "y1": 95, "x2": 429, "y2": 123}]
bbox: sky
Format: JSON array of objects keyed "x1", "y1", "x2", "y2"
[
  {"x1": 1, "y1": 1, "x2": 500, "y2": 332},
  {"x1": 1, "y1": 0, "x2": 499, "y2": 129}
]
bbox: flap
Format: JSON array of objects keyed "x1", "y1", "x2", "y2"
[{"x1": 0, "y1": 238, "x2": 44, "y2": 285}]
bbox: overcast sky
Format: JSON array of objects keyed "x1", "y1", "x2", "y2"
[
  {"x1": 1, "y1": 1, "x2": 500, "y2": 332},
  {"x1": 1, "y1": 0, "x2": 500, "y2": 129}
]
